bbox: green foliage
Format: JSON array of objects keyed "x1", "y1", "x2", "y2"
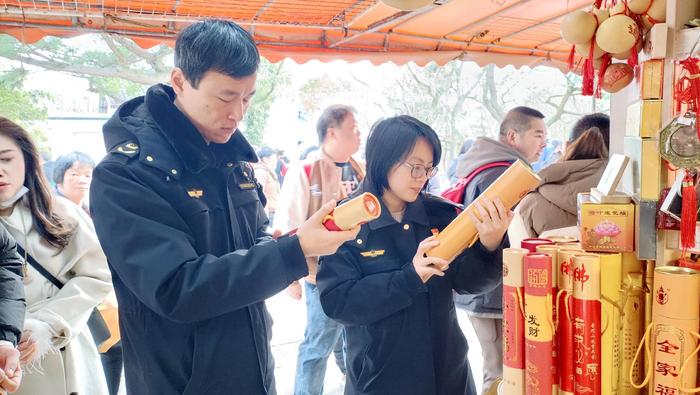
[
  {"x1": 0, "y1": 70, "x2": 50, "y2": 144},
  {"x1": 241, "y1": 59, "x2": 289, "y2": 146}
]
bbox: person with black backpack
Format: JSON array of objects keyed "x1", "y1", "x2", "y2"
[{"x1": 448, "y1": 106, "x2": 547, "y2": 394}]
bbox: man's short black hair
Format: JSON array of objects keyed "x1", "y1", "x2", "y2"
[
  {"x1": 316, "y1": 105, "x2": 356, "y2": 144},
  {"x1": 175, "y1": 19, "x2": 260, "y2": 88},
  {"x1": 53, "y1": 151, "x2": 95, "y2": 185},
  {"x1": 364, "y1": 115, "x2": 442, "y2": 196},
  {"x1": 499, "y1": 106, "x2": 545, "y2": 138},
  {"x1": 570, "y1": 113, "x2": 610, "y2": 150}
]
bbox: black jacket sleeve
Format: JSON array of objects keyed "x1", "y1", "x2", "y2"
[
  {"x1": 0, "y1": 225, "x2": 25, "y2": 345},
  {"x1": 450, "y1": 239, "x2": 503, "y2": 295},
  {"x1": 90, "y1": 160, "x2": 308, "y2": 324},
  {"x1": 317, "y1": 245, "x2": 426, "y2": 326}
]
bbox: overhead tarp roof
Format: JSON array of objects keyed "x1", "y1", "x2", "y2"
[{"x1": 0, "y1": 0, "x2": 590, "y2": 70}]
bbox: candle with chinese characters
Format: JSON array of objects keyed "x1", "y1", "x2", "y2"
[
  {"x1": 502, "y1": 248, "x2": 529, "y2": 395},
  {"x1": 524, "y1": 253, "x2": 555, "y2": 395},
  {"x1": 428, "y1": 160, "x2": 540, "y2": 260},
  {"x1": 650, "y1": 266, "x2": 700, "y2": 394},
  {"x1": 599, "y1": 253, "x2": 623, "y2": 395},
  {"x1": 557, "y1": 248, "x2": 585, "y2": 395},
  {"x1": 573, "y1": 254, "x2": 602, "y2": 395},
  {"x1": 322, "y1": 192, "x2": 381, "y2": 230},
  {"x1": 618, "y1": 272, "x2": 644, "y2": 395},
  {"x1": 536, "y1": 244, "x2": 561, "y2": 395}
]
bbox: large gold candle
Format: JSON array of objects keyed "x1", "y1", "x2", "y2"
[
  {"x1": 557, "y1": 247, "x2": 584, "y2": 395},
  {"x1": 322, "y1": 192, "x2": 381, "y2": 230},
  {"x1": 427, "y1": 160, "x2": 540, "y2": 261},
  {"x1": 537, "y1": 244, "x2": 561, "y2": 395},
  {"x1": 618, "y1": 253, "x2": 644, "y2": 395},
  {"x1": 572, "y1": 254, "x2": 602, "y2": 395},
  {"x1": 598, "y1": 252, "x2": 623, "y2": 395},
  {"x1": 618, "y1": 272, "x2": 644, "y2": 395},
  {"x1": 502, "y1": 248, "x2": 529, "y2": 395},
  {"x1": 524, "y1": 253, "x2": 555, "y2": 395},
  {"x1": 649, "y1": 267, "x2": 700, "y2": 394}
]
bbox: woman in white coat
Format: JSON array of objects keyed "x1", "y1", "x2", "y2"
[{"x1": 0, "y1": 117, "x2": 111, "y2": 395}]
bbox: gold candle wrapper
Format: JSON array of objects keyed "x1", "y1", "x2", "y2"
[
  {"x1": 631, "y1": 267, "x2": 700, "y2": 395},
  {"x1": 428, "y1": 160, "x2": 540, "y2": 261},
  {"x1": 547, "y1": 235, "x2": 579, "y2": 244},
  {"x1": 323, "y1": 192, "x2": 381, "y2": 230},
  {"x1": 599, "y1": 252, "x2": 623, "y2": 395},
  {"x1": 503, "y1": 248, "x2": 529, "y2": 395},
  {"x1": 618, "y1": 272, "x2": 644, "y2": 395}
]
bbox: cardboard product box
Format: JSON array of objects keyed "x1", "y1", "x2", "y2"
[
  {"x1": 622, "y1": 137, "x2": 660, "y2": 200},
  {"x1": 634, "y1": 199, "x2": 657, "y2": 260},
  {"x1": 578, "y1": 193, "x2": 636, "y2": 253},
  {"x1": 625, "y1": 101, "x2": 662, "y2": 138},
  {"x1": 640, "y1": 60, "x2": 663, "y2": 100},
  {"x1": 666, "y1": 223, "x2": 700, "y2": 254},
  {"x1": 642, "y1": 23, "x2": 667, "y2": 61}
]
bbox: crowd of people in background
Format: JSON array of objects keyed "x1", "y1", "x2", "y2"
[{"x1": 0, "y1": 18, "x2": 615, "y2": 395}]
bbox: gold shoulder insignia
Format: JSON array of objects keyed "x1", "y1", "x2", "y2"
[
  {"x1": 360, "y1": 250, "x2": 385, "y2": 258},
  {"x1": 113, "y1": 142, "x2": 140, "y2": 158},
  {"x1": 187, "y1": 189, "x2": 204, "y2": 199}
]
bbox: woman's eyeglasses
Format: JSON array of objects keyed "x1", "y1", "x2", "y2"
[{"x1": 401, "y1": 162, "x2": 438, "y2": 179}]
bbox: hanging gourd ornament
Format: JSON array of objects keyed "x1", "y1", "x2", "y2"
[
  {"x1": 561, "y1": 10, "x2": 598, "y2": 45},
  {"x1": 592, "y1": 7, "x2": 610, "y2": 25},
  {"x1": 626, "y1": 0, "x2": 652, "y2": 14},
  {"x1": 608, "y1": 2, "x2": 629, "y2": 16},
  {"x1": 601, "y1": 63, "x2": 634, "y2": 93},
  {"x1": 576, "y1": 40, "x2": 605, "y2": 59},
  {"x1": 596, "y1": 15, "x2": 640, "y2": 54},
  {"x1": 612, "y1": 39, "x2": 643, "y2": 60},
  {"x1": 641, "y1": 0, "x2": 667, "y2": 30}
]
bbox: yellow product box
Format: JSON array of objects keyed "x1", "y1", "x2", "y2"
[
  {"x1": 578, "y1": 193, "x2": 635, "y2": 253},
  {"x1": 622, "y1": 137, "x2": 660, "y2": 201},
  {"x1": 640, "y1": 60, "x2": 663, "y2": 100},
  {"x1": 625, "y1": 101, "x2": 662, "y2": 138}
]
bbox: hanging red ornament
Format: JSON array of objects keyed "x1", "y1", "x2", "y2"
[
  {"x1": 582, "y1": 40, "x2": 596, "y2": 96},
  {"x1": 674, "y1": 57, "x2": 700, "y2": 139},
  {"x1": 568, "y1": 45, "x2": 576, "y2": 71},
  {"x1": 595, "y1": 53, "x2": 612, "y2": 98},
  {"x1": 681, "y1": 172, "x2": 698, "y2": 251}
]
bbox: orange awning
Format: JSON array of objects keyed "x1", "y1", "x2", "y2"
[{"x1": 0, "y1": 0, "x2": 591, "y2": 71}]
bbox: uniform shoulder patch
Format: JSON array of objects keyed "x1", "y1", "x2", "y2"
[{"x1": 111, "y1": 142, "x2": 140, "y2": 158}]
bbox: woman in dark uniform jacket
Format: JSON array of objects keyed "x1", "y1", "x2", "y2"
[{"x1": 317, "y1": 115, "x2": 513, "y2": 395}]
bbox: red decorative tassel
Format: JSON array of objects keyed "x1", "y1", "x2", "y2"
[
  {"x1": 628, "y1": 42, "x2": 639, "y2": 70},
  {"x1": 681, "y1": 172, "x2": 697, "y2": 250},
  {"x1": 596, "y1": 54, "x2": 611, "y2": 98},
  {"x1": 582, "y1": 40, "x2": 596, "y2": 96},
  {"x1": 568, "y1": 45, "x2": 576, "y2": 72},
  {"x1": 583, "y1": 59, "x2": 595, "y2": 96},
  {"x1": 594, "y1": 0, "x2": 603, "y2": 8}
]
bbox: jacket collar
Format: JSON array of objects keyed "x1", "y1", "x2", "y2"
[
  {"x1": 369, "y1": 193, "x2": 430, "y2": 230},
  {"x1": 144, "y1": 84, "x2": 257, "y2": 173}
]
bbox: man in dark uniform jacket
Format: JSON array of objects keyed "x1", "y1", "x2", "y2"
[{"x1": 90, "y1": 20, "x2": 359, "y2": 395}]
